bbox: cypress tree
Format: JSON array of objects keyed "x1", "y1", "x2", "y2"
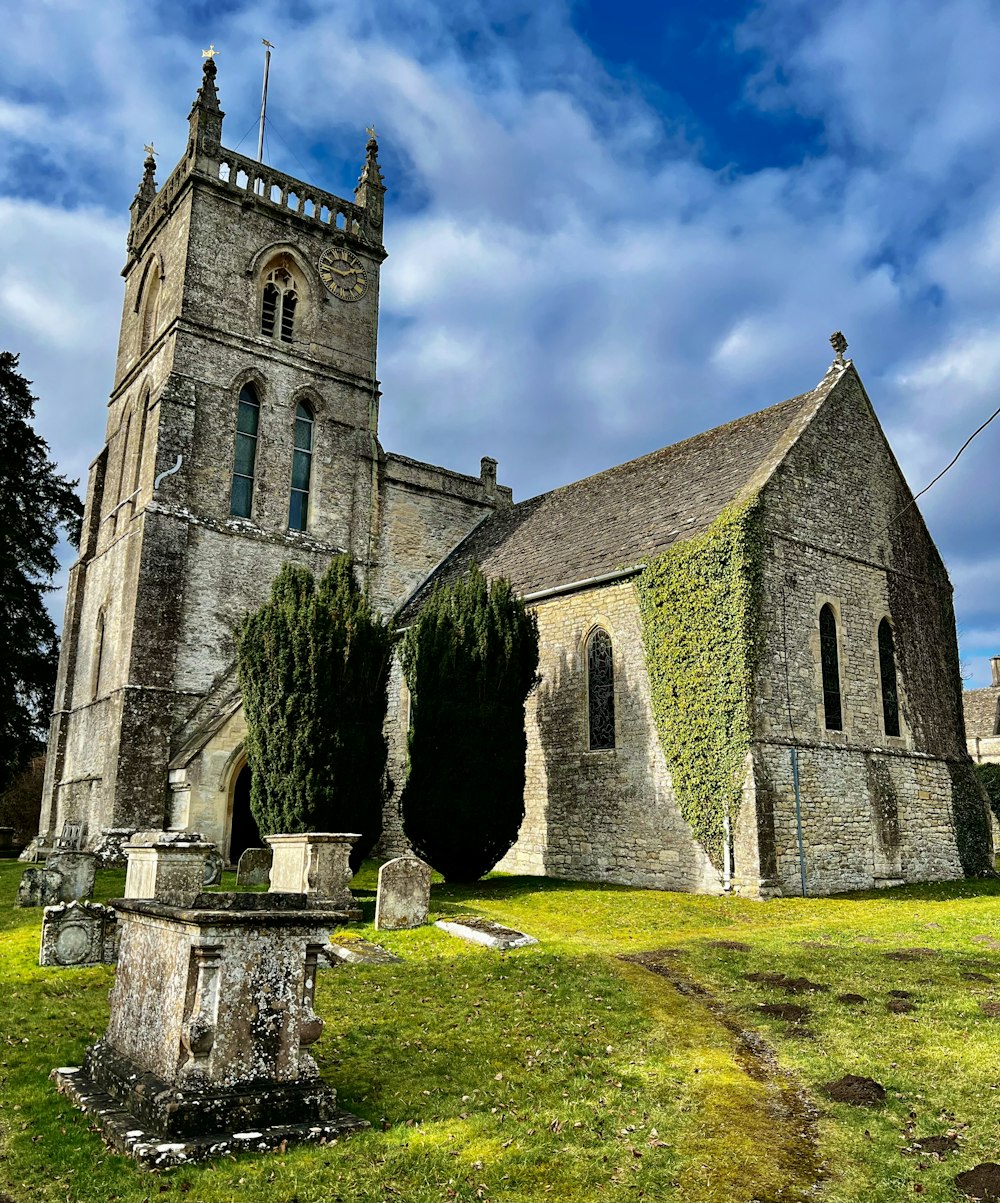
[
  {"x1": 236, "y1": 556, "x2": 393, "y2": 869},
  {"x1": 401, "y1": 565, "x2": 539, "y2": 882}
]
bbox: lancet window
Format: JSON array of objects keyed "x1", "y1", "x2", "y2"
[
  {"x1": 819, "y1": 604, "x2": 843, "y2": 731},
  {"x1": 230, "y1": 384, "x2": 260, "y2": 518},
  {"x1": 587, "y1": 628, "x2": 616, "y2": 750},
  {"x1": 878, "y1": 618, "x2": 901, "y2": 737},
  {"x1": 288, "y1": 402, "x2": 313, "y2": 531}
]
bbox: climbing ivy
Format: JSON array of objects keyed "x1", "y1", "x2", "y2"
[
  {"x1": 634, "y1": 496, "x2": 765, "y2": 865},
  {"x1": 975, "y1": 762, "x2": 1000, "y2": 825}
]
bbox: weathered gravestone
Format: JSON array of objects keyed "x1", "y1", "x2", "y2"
[
  {"x1": 40, "y1": 901, "x2": 119, "y2": 967},
  {"x1": 51, "y1": 891, "x2": 367, "y2": 1166},
  {"x1": 48, "y1": 851, "x2": 97, "y2": 901},
  {"x1": 236, "y1": 846, "x2": 272, "y2": 887},
  {"x1": 375, "y1": 856, "x2": 432, "y2": 931},
  {"x1": 15, "y1": 866, "x2": 63, "y2": 907},
  {"x1": 435, "y1": 917, "x2": 538, "y2": 950},
  {"x1": 324, "y1": 937, "x2": 403, "y2": 966},
  {"x1": 15, "y1": 851, "x2": 97, "y2": 908}
]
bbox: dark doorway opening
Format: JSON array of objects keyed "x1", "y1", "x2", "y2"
[{"x1": 228, "y1": 763, "x2": 262, "y2": 865}]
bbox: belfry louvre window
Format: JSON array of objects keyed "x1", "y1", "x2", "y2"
[
  {"x1": 819, "y1": 604, "x2": 843, "y2": 731},
  {"x1": 587, "y1": 628, "x2": 616, "y2": 750},
  {"x1": 230, "y1": 384, "x2": 260, "y2": 518},
  {"x1": 288, "y1": 402, "x2": 313, "y2": 531},
  {"x1": 261, "y1": 267, "x2": 297, "y2": 343},
  {"x1": 878, "y1": 618, "x2": 901, "y2": 737}
]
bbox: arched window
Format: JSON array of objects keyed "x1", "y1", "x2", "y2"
[
  {"x1": 140, "y1": 271, "x2": 161, "y2": 352},
  {"x1": 587, "y1": 628, "x2": 616, "y2": 750},
  {"x1": 230, "y1": 384, "x2": 260, "y2": 518},
  {"x1": 878, "y1": 618, "x2": 901, "y2": 737},
  {"x1": 92, "y1": 610, "x2": 106, "y2": 700},
  {"x1": 288, "y1": 401, "x2": 313, "y2": 531},
  {"x1": 261, "y1": 266, "x2": 297, "y2": 343},
  {"x1": 130, "y1": 389, "x2": 150, "y2": 500},
  {"x1": 819, "y1": 604, "x2": 843, "y2": 731}
]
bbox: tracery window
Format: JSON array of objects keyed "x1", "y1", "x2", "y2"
[
  {"x1": 288, "y1": 401, "x2": 313, "y2": 531},
  {"x1": 261, "y1": 266, "x2": 297, "y2": 343},
  {"x1": 878, "y1": 618, "x2": 901, "y2": 737},
  {"x1": 587, "y1": 628, "x2": 616, "y2": 750},
  {"x1": 140, "y1": 271, "x2": 161, "y2": 353},
  {"x1": 230, "y1": 384, "x2": 260, "y2": 518},
  {"x1": 819, "y1": 604, "x2": 843, "y2": 731}
]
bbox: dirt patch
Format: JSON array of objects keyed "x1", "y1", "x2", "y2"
[
  {"x1": 971, "y1": 936, "x2": 1000, "y2": 950},
  {"x1": 885, "y1": 948, "x2": 940, "y2": 961},
  {"x1": 962, "y1": 972, "x2": 993, "y2": 983},
  {"x1": 955, "y1": 1163, "x2": 1000, "y2": 1199},
  {"x1": 889, "y1": 989, "x2": 914, "y2": 999},
  {"x1": 744, "y1": 972, "x2": 828, "y2": 994},
  {"x1": 887, "y1": 999, "x2": 917, "y2": 1014},
  {"x1": 757, "y1": 1003, "x2": 811, "y2": 1023},
  {"x1": 915, "y1": 1135, "x2": 959, "y2": 1157},
  {"x1": 836, "y1": 993, "x2": 868, "y2": 1006},
  {"x1": 979, "y1": 1002, "x2": 1000, "y2": 1018},
  {"x1": 855, "y1": 936, "x2": 879, "y2": 944},
  {"x1": 708, "y1": 939, "x2": 752, "y2": 952},
  {"x1": 824, "y1": 1075, "x2": 886, "y2": 1106}
]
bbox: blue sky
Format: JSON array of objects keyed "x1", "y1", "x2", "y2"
[{"x1": 2, "y1": 0, "x2": 999, "y2": 685}]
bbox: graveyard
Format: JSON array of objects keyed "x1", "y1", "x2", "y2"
[{"x1": 5, "y1": 858, "x2": 1000, "y2": 1201}]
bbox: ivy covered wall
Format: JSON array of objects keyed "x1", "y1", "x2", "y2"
[{"x1": 634, "y1": 496, "x2": 765, "y2": 865}]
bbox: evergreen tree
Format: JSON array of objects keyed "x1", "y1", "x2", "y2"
[
  {"x1": 236, "y1": 557, "x2": 393, "y2": 869},
  {"x1": 0, "y1": 353, "x2": 82, "y2": 793},
  {"x1": 401, "y1": 565, "x2": 539, "y2": 882}
]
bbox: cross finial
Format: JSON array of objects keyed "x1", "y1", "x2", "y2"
[
  {"x1": 830, "y1": 330, "x2": 848, "y2": 363},
  {"x1": 202, "y1": 43, "x2": 219, "y2": 60}
]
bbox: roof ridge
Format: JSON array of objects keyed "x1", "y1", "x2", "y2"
[{"x1": 509, "y1": 381, "x2": 829, "y2": 511}]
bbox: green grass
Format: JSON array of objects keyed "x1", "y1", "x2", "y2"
[{"x1": 4, "y1": 862, "x2": 1000, "y2": 1201}]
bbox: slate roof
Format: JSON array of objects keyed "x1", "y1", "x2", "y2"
[
  {"x1": 963, "y1": 688, "x2": 1000, "y2": 739},
  {"x1": 397, "y1": 369, "x2": 841, "y2": 623}
]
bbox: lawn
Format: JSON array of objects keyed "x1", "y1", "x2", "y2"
[{"x1": 3, "y1": 860, "x2": 1000, "y2": 1202}]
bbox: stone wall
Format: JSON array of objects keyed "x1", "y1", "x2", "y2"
[{"x1": 495, "y1": 579, "x2": 721, "y2": 892}]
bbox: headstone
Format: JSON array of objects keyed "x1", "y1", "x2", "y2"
[
  {"x1": 375, "y1": 856, "x2": 431, "y2": 931},
  {"x1": 324, "y1": 937, "x2": 403, "y2": 966},
  {"x1": 435, "y1": 918, "x2": 538, "y2": 951},
  {"x1": 54, "y1": 821, "x2": 84, "y2": 851},
  {"x1": 266, "y1": 833, "x2": 362, "y2": 918},
  {"x1": 124, "y1": 830, "x2": 214, "y2": 905},
  {"x1": 93, "y1": 828, "x2": 138, "y2": 869},
  {"x1": 236, "y1": 847, "x2": 272, "y2": 888},
  {"x1": 0, "y1": 826, "x2": 15, "y2": 850},
  {"x1": 203, "y1": 848, "x2": 224, "y2": 886},
  {"x1": 48, "y1": 851, "x2": 97, "y2": 901},
  {"x1": 39, "y1": 901, "x2": 118, "y2": 966},
  {"x1": 15, "y1": 866, "x2": 63, "y2": 907},
  {"x1": 51, "y1": 892, "x2": 367, "y2": 1165}
]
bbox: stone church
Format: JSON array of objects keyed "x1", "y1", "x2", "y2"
[{"x1": 39, "y1": 57, "x2": 991, "y2": 897}]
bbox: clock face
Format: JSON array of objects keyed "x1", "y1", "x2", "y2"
[{"x1": 318, "y1": 248, "x2": 368, "y2": 302}]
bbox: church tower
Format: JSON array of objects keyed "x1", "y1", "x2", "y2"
[{"x1": 40, "y1": 55, "x2": 390, "y2": 846}]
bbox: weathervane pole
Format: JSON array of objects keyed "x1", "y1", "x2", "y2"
[{"x1": 257, "y1": 39, "x2": 273, "y2": 163}]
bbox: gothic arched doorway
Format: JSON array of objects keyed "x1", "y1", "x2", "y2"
[{"x1": 228, "y1": 763, "x2": 262, "y2": 865}]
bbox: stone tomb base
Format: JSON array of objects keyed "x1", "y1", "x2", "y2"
[
  {"x1": 51, "y1": 892, "x2": 368, "y2": 1167},
  {"x1": 52, "y1": 1055, "x2": 367, "y2": 1168}
]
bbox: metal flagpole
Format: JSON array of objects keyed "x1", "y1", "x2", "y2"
[{"x1": 257, "y1": 39, "x2": 273, "y2": 163}]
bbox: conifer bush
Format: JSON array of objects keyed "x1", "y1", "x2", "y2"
[
  {"x1": 400, "y1": 565, "x2": 539, "y2": 882},
  {"x1": 236, "y1": 557, "x2": 393, "y2": 869}
]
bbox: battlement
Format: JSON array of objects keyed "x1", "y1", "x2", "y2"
[{"x1": 129, "y1": 144, "x2": 382, "y2": 264}]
